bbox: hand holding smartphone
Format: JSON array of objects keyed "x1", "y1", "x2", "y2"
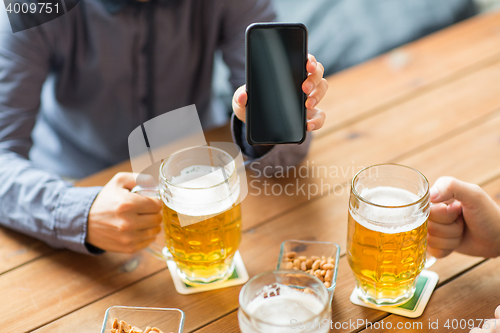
[{"x1": 245, "y1": 23, "x2": 308, "y2": 145}]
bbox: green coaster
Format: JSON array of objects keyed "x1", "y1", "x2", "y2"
[
  {"x1": 167, "y1": 251, "x2": 249, "y2": 295},
  {"x1": 350, "y1": 270, "x2": 439, "y2": 318}
]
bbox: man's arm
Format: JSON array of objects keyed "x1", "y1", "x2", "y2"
[{"x1": 0, "y1": 25, "x2": 102, "y2": 254}]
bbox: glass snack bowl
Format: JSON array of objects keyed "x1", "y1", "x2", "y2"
[
  {"x1": 101, "y1": 306, "x2": 185, "y2": 333},
  {"x1": 277, "y1": 240, "x2": 340, "y2": 303}
]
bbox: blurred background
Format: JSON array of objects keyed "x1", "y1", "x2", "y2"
[{"x1": 212, "y1": 0, "x2": 500, "y2": 115}]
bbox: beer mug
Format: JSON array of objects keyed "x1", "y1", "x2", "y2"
[
  {"x1": 133, "y1": 146, "x2": 242, "y2": 285},
  {"x1": 347, "y1": 164, "x2": 431, "y2": 306},
  {"x1": 238, "y1": 270, "x2": 331, "y2": 333}
]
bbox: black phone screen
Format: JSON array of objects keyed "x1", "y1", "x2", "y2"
[{"x1": 246, "y1": 23, "x2": 307, "y2": 145}]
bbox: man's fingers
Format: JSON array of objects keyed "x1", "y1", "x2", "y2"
[
  {"x1": 131, "y1": 212, "x2": 162, "y2": 230},
  {"x1": 427, "y1": 247, "x2": 453, "y2": 258},
  {"x1": 495, "y1": 306, "x2": 500, "y2": 319},
  {"x1": 303, "y1": 62, "x2": 325, "y2": 95},
  {"x1": 306, "y1": 108, "x2": 326, "y2": 131},
  {"x1": 134, "y1": 225, "x2": 162, "y2": 239},
  {"x1": 430, "y1": 176, "x2": 483, "y2": 207},
  {"x1": 429, "y1": 201, "x2": 462, "y2": 225},
  {"x1": 427, "y1": 233, "x2": 462, "y2": 251},
  {"x1": 306, "y1": 54, "x2": 318, "y2": 74},
  {"x1": 234, "y1": 85, "x2": 247, "y2": 105},
  {"x1": 126, "y1": 194, "x2": 162, "y2": 214},
  {"x1": 306, "y1": 78, "x2": 328, "y2": 109},
  {"x1": 113, "y1": 172, "x2": 138, "y2": 191},
  {"x1": 232, "y1": 85, "x2": 247, "y2": 122},
  {"x1": 428, "y1": 215, "x2": 464, "y2": 238}
]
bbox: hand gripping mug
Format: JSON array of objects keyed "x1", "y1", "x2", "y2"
[{"x1": 133, "y1": 146, "x2": 242, "y2": 285}]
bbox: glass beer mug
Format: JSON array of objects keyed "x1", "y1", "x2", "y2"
[
  {"x1": 347, "y1": 163, "x2": 432, "y2": 306},
  {"x1": 238, "y1": 270, "x2": 331, "y2": 333},
  {"x1": 134, "y1": 146, "x2": 242, "y2": 285}
]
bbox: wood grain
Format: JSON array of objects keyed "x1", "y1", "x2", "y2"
[
  {"x1": 31, "y1": 269, "x2": 243, "y2": 333},
  {"x1": 240, "y1": 58, "x2": 500, "y2": 231},
  {"x1": 359, "y1": 257, "x2": 500, "y2": 333},
  {"x1": 318, "y1": 11, "x2": 500, "y2": 136},
  {"x1": 32, "y1": 148, "x2": 498, "y2": 333},
  {"x1": 0, "y1": 228, "x2": 54, "y2": 275},
  {"x1": 190, "y1": 254, "x2": 484, "y2": 333},
  {"x1": 3, "y1": 12, "x2": 500, "y2": 333},
  {"x1": 0, "y1": 250, "x2": 166, "y2": 332},
  {"x1": 28, "y1": 57, "x2": 500, "y2": 333}
]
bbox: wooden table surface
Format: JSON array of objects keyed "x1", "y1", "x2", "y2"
[{"x1": 2, "y1": 11, "x2": 500, "y2": 333}]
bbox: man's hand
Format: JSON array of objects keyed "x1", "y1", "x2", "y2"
[
  {"x1": 86, "y1": 172, "x2": 162, "y2": 253},
  {"x1": 470, "y1": 306, "x2": 500, "y2": 333},
  {"x1": 428, "y1": 176, "x2": 500, "y2": 258},
  {"x1": 232, "y1": 54, "x2": 327, "y2": 132}
]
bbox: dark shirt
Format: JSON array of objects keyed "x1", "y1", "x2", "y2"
[{"x1": 0, "y1": 0, "x2": 310, "y2": 254}]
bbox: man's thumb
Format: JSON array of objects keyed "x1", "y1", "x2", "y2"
[{"x1": 430, "y1": 176, "x2": 482, "y2": 207}]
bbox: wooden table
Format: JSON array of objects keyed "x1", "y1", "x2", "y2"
[{"x1": 2, "y1": 11, "x2": 500, "y2": 333}]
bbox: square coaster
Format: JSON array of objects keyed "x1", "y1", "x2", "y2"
[
  {"x1": 350, "y1": 270, "x2": 439, "y2": 318},
  {"x1": 167, "y1": 251, "x2": 249, "y2": 295}
]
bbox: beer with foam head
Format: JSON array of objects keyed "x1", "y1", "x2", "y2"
[
  {"x1": 238, "y1": 271, "x2": 331, "y2": 333},
  {"x1": 160, "y1": 147, "x2": 242, "y2": 285},
  {"x1": 347, "y1": 165, "x2": 430, "y2": 305}
]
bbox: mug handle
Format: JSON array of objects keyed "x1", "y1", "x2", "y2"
[
  {"x1": 131, "y1": 185, "x2": 173, "y2": 262},
  {"x1": 425, "y1": 253, "x2": 437, "y2": 269}
]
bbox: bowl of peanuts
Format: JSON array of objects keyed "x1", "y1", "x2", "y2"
[
  {"x1": 277, "y1": 240, "x2": 340, "y2": 302},
  {"x1": 101, "y1": 306, "x2": 185, "y2": 333}
]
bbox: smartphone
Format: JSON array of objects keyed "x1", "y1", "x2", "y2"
[{"x1": 245, "y1": 23, "x2": 308, "y2": 145}]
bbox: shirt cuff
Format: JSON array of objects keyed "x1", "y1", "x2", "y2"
[
  {"x1": 53, "y1": 186, "x2": 103, "y2": 255},
  {"x1": 231, "y1": 114, "x2": 312, "y2": 176},
  {"x1": 231, "y1": 114, "x2": 274, "y2": 158}
]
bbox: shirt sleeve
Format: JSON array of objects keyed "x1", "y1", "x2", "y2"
[
  {"x1": 219, "y1": 0, "x2": 312, "y2": 174},
  {"x1": 0, "y1": 24, "x2": 102, "y2": 254},
  {"x1": 231, "y1": 115, "x2": 312, "y2": 176}
]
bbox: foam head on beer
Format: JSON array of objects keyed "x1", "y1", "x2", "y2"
[
  {"x1": 166, "y1": 164, "x2": 240, "y2": 227},
  {"x1": 239, "y1": 284, "x2": 329, "y2": 333},
  {"x1": 355, "y1": 186, "x2": 427, "y2": 233}
]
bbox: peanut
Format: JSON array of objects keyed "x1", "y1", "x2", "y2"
[
  {"x1": 112, "y1": 319, "x2": 164, "y2": 333},
  {"x1": 300, "y1": 261, "x2": 307, "y2": 271},
  {"x1": 325, "y1": 269, "x2": 333, "y2": 282},
  {"x1": 282, "y1": 253, "x2": 336, "y2": 290},
  {"x1": 314, "y1": 270, "x2": 324, "y2": 282},
  {"x1": 321, "y1": 263, "x2": 334, "y2": 270},
  {"x1": 312, "y1": 259, "x2": 321, "y2": 271}
]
